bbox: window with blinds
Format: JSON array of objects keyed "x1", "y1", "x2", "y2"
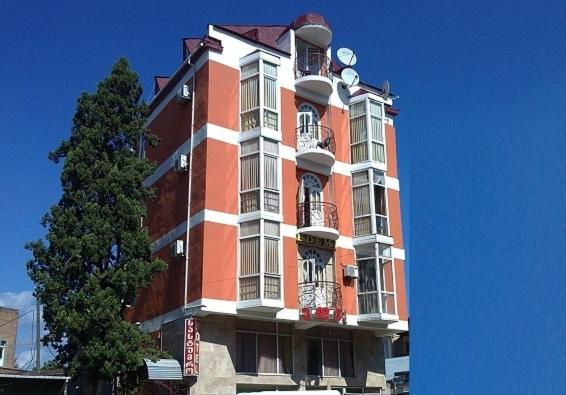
[
  {"x1": 240, "y1": 60, "x2": 279, "y2": 131},
  {"x1": 239, "y1": 219, "x2": 281, "y2": 301},
  {"x1": 349, "y1": 98, "x2": 386, "y2": 164},
  {"x1": 240, "y1": 139, "x2": 260, "y2": 214},
  {"x1": 369, "y1": 100, "x2": 385, "y2": 163}
]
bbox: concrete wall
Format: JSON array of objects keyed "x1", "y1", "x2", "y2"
[{"x1": 158, "y1": 314, "x2": 387, "y2": 394}]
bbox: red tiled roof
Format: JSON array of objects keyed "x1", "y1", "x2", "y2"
[
  {"x1": 216, "y1": 25, "x2": 289, "y2": 51},
  {"x1": 183, "y1": 37, "x2": 202, "y2": 55},
  {"x1": 292, "y1": 13, "x2": 331, "y2": 30},
  {"x1": 154, "y1": 76, "x2": 170, "y2": 95}
]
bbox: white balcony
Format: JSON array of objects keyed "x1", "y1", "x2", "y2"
[
  {"x1": 295, "y1": 125, "x2": 336, "y2": 168},
  {"x1": 294, "y1": 53, "x2": 333, "y2": 97},
  {"x1": 296, "y1": 202, "x2": 339, "y2": 241}
]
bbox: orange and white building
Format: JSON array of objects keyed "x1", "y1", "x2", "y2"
[{"x1": 130, "y1": 13, "x2": 408, "y2": 394}]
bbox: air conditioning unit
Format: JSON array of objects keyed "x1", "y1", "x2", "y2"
[
  {"x1": 174, "y1": 154, "x2": 188, "y2": 172},
  {"x1": 170, "y1": 240, "x2": 185, "y2": 257},
  {"x1": 176, "y1": 84, "x2": 191, "y2": 103},
  {"x1": 343, "y1": 265, "x2": 359, "y2": 279}
]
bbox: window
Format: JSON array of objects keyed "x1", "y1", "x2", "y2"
[
  {"x1": 236, "y1": 320, "x2": 292, "y2": 374},
  {"x1": 239, "y1": 138, "x2": 280, "y2": 215},
  {"x1": 240, "y1": 139, "x2": 260, "y2": 213},
  {"x1": 306, "y1": 328, "x2": 354, "y2": 377},
  {"x1": 349, "y1": 99, "x2": 386, "y2": 164},
  {"x1": 240, "y1": 60, "x2": 279, "y2": 131},
  {"x1": 357, "y1": 244, "x2": 397, "y2": 315},
  {"x1": 239, "y1": 220, "x2": 281, "y2": 301},
  {"x1": 239, "y1": 220, "x2": 260, "y2": 300},
  {"x1": 352, "y1": 169, "x2": 389, "y2": 236},
  {"x1": 0, "y1": 340, "x2": 6, "y2": 367},
  {"x1": 349, "y1": 101, "x2": 367, "y2": 163}
]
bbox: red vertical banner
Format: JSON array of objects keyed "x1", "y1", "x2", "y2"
[{"x1": 183, "y1": 318, "x2": 200, "y2": 376}]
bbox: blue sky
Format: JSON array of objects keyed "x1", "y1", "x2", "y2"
[{"x1": 1, "y1": 0, "x2": 564, "y2": 391}]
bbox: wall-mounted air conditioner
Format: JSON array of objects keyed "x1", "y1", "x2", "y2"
[
  {"x1": 343, "y1": 265, "x2": 359, "y2": 279},
  {"x1": 174, "y1": 154, "x2": 188, "y2": 172},
  {"x1": 176, "y1": 84, "x2": 191, "y2": 104},
  {"x1": 170, "y1": 240, "x2": 185, "y2": 257}
]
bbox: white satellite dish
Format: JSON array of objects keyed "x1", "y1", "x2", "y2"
[
  {"x1": 341, "y1": 68, "x2": 359, "y2": 87},
  {"x1": 337, "y1": 47, "x2": 357, "y2": 66},
  {"x1": 382, "y1": 80, "x2": 390, "y2": 98}
]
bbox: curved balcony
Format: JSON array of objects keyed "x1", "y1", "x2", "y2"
[
  {"x1": 295, "y1": 125, "x2": 336, "y2": 167},
  {"x1": 297, "y1": 202, "x2": 339, "y2": 240},
  {"x1": 298, "y1": 281, "x2": 342, "y2": 322},
  {"x1": 294, "y1": 53, "x2": 333, "y2": 97},
  {"x1": 292, "y1": 13, "x2": 333, "y2": 48}
]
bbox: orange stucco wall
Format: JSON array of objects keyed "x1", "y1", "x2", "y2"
[
  {"x1": 387, "y1": 189, "x2": 404, "y2": 249},
  {"x1": 394, "y1": 258, "x2": 408, "y2": 320},
  {"x1": 201, "y1": 222, "x2": 238, "y2": 301},
  {"x1": 335, "y1": 246, "x2": 357, "y2": 315},
  {"x1": 385, "y1": 124, "x2": 398, "y2": 178}
]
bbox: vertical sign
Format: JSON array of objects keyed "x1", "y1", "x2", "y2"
[{"x1": 183, "y1": 318, "x2": 200, "y2": 376}]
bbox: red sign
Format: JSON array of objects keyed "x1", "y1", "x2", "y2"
[
  {"x1": 300, "y1": 307, "x2": 311, "y2": 320},
  {"x1": 315, "y1": 307, "x2": 330, "y2": 320},
  {"x1": 183, "y1": 318, "x2": 200, "y2": 376}
]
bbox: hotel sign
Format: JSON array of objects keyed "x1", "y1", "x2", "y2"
[
  {"x1": 296, "y1": 234, "x2": 335, "y2": 249},
  {"x1": 183, "y1": 318, "x2": 200, "y2": 376}
]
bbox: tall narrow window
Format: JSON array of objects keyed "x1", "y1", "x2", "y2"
[
  {"x1": 240, "y1": 59, "x2": 279, "y2": 131},
  {"x1": 239, "y1": 220, "x2": 260, "y2": 300},
  {"x1": 352, "y1": 171, "x2": 371, "y2": 236},
  {"x1": 240, "y1": 139, "x2": 260, "y2": 213},
  {"x1": 369, "y1": 100, "x2": 385, "y2": 163},
  {"x1": 241, "y1": 62, "x2": 260, "y2": 131},
  {"x1": 373, "y1": 171, "x2": 388, "y2": 235},
  {"x1": 263, "y1": 139, "x2": 279, "y2": 213},
  {"x1": 264, "y1": 220, "x2": 281, "y2": 299},
  {"x1": 349, "y1": 101, "x2": 367, "y2": 163},
  {"x1": 263, "y1": 62, "x2": 278, "y2": 130}
]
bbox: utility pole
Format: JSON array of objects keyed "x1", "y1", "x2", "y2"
[{"x1": 35, "y1": 298, "x2": 40, "y2": 371}]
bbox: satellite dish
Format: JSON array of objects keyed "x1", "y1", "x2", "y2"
[
  {"x1": 337, "y1": 47, "x2": 357, "y2": 66},
  {"x1": 341, "y1": 68, "x2": 359, "y2": 87},
  {"x1": 382, "y1": 80, "x2": 390, "y2": 98}
]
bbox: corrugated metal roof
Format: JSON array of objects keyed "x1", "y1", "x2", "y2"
[{"x1": 143, "y1": 359, "x2": 183, "y2": 381}]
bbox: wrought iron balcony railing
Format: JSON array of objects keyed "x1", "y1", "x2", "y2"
[
  {"x1": 295, "y1": 53, "x2": 332, "y2": 79},
  {"x1": 298, "y1": 281, "x2": 342, "y2": 310},
  {"x1": 297, "y1": 202, "x2": 339, "y2": 230},
  {"x1": 295, "y1": 125, "x2": 336, "y2": 155}
]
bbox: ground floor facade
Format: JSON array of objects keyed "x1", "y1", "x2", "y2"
[{"x1": 142, "y1": 314, "x2": 390, "y2": 395}]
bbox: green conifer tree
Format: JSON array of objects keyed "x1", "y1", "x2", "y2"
[{"x1": 26, "y1": 58, "x2": 166, "y2": 394}]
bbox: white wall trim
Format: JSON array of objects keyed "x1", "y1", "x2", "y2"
[
  {"x1": 151, "y1": 209, "x2": 238, "y2": 253},
  {"x1": 385, "y1": 176, "x2": 400, "y2": 191},
  {"x1": 143, "y1": 123, "x2": 240, "y2": 187},
  {"x1": 391, "y1": 247, "x2": 406, "y2": 260}
]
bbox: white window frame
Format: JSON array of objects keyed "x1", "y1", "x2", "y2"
[
  {"x1": 356, "y1": 243, "x2": 398, "y2": 316},
  {"x1": 0, "y1": 339, "x2": 6, "y2": 367},
  {"x1": 240, "y1": 52, "x2": 281, "y2": 133},
  {"x1": 351, "y1": 169, "x2": 390, "y2": 237},
  {"x1": 349, "y1": 96, "x2": 388, "y2": 167}
]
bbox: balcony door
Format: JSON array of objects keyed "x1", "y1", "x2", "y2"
[
  {"x1": 297, "y1": 104, "x2": 320, "y2": 149},
  {"x1": 301, "y1": 249, "x2": 326, "y2": 307},
  {"x1": 300, "y1": 173, "x2": 323, "y2": 227},
  {"x1": 297, "y1": 41, "x2": 323, "y2": 76}
]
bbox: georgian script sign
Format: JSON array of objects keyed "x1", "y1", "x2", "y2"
[
  {"x1": 183, "y1": 318, "x2": 200, "y2": 376},
  {"x1": 296, "y1": 233, "x2": 336, "y2": 249}
]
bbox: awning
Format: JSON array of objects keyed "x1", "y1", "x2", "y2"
[{"x1": 143, "y1": 359, "x2": 183, "y2": 381}]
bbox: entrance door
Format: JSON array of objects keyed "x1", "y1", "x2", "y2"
[
  {"x1": 297, "y1": 104, "x2": 320, "y2": 149},
  {"x1": 300, "y1": 174, "x2": 323, "y2": 227}
]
